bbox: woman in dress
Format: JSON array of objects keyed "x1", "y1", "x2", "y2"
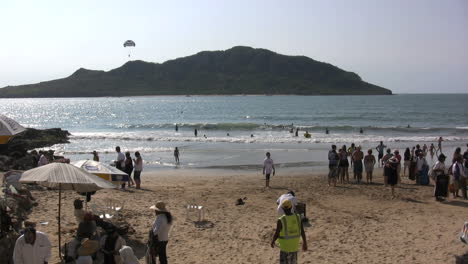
[
  {"x1": 433, "y1": 154, "x2": 448, "y2": 201},
  {"x1": 385, "y1": 157, "x2": 399, "y2": 198},
  {"x1": 338, "y1": 145, "x2": 349, "y2": 184},
  {"x1": 364, "y1": 149, "x2": 376, "y2": 184},
  {"x1": 133, "y1": 152, "x2": 143, "y2": 189}
]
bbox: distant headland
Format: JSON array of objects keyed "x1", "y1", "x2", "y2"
[{"x1": 0, "y1": 46, "x2": 391, "y2": 97}]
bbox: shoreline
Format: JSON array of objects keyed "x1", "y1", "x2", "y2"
[{"x1": 13, "y1": 168, "x2": 468, "y2": 263}]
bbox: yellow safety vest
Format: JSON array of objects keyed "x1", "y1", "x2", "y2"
[{"x1": 278, "y1": 214, "x2": 301, "y2": 252}]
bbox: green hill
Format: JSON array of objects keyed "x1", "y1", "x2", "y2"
[{"x1": 0, "y1": 46, "x2": 391, "y2": 97}]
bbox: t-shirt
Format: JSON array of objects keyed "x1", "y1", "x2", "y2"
[
  {"x1": 432, "y1": 161, "x2": 445, "y2": 176},
  {"x1": 13, "y1": 231, "x2": 51, "y2": 264},
  {"x1": 416, "y1": 157, "x2": 428, "y2": 171},
  {"x1": 38, "y1": 155, "x2": 49, "y2": 166},
  {"x1": 376, "y1": 144, "x2": 386, "y2": 154},
  {"x1": 328, "y1": 150, "x2": 339, "y2": 166},
  {"x1": 276, "y1": 193, "x2": 298, "y2": 216},
  {"x1": 264, "y1": 158, "x2": 274, "y2": 174},
  {"x1": 152, "y1": 214, "x2": 171, "y2": 241},
  {"x1": 116, "y1": 152, "x2": 125, "y2": 168}
]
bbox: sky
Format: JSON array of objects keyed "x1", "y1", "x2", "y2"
[{"x1": 1, "y1": 0, "x2": 467, "y2": 93}]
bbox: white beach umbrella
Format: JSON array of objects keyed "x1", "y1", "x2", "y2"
[
  {"x1": 73, "y1": 159, "x2": 129, "y2": 183},
  {"x1": 19, "y1": 163, "x2": 116, "y2": 260},
  {"x1": 0, "y1": 114, "x2": 26, "y2": 144}
]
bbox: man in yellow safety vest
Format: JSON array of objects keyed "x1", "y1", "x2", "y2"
[{"x1": 271, "y1": 199, "x2": 308, "y2": 264}]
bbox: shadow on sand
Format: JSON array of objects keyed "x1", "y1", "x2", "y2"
[{"x1": 443, "y1": 200, "x2": 468, "y2": 208}]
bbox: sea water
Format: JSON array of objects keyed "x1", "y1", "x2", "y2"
[{"x1": 1, "y1": 94, "x2": 467, "y2": 171}]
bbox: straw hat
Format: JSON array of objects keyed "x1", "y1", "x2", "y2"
[
  {"x1": 281, "y1": 199, "x2": 292, "y2": 209},
  {"x1": 77, "y1": 239, "x2": 100, "y2": 256},
  {"x1": 150, "y1": 201, "x2": 168, "y2": 212}
]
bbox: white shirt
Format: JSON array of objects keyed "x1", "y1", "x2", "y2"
[
  {"x1": 134, "y1": 158, "x2": 143, "y2": 172},
  {"x1": 117, "y1": 152, "x2": 125, "y2": 168},
  {"x1": 13, "y1": 231, "x2": 51, "y2": 264},
  {"x1": 276, "y1": 193, "x2": 298, "y2": 215},
  {"x1": 432, "y1": 161, "x2": 445, "y2": 176},
  {"x1": 416, "y1": 157, "x2": 428, "y2": 171},
  {"x1": 37, "y1": 155, "x2": 49, "y2": 166},
  {"x1": 452, "y1": 162, "x2": 466, "y2": 178},
  {"x1": 263, "y1": 158, "x2": 274, "y2": 174},
  {"x1": 152, "y1": 214, "x2": 171, "y2": 242}
]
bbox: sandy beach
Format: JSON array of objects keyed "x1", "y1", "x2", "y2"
[{"x1": 13, "y1": 168, "x2": 468, "y2": 264}]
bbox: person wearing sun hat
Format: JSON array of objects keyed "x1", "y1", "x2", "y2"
[
  {"x1": 148, "y1": 201, "x2": 173, "y2": 264},
  {"x1": 271, "y1": 199, "x2": 307, "y2": 264}
]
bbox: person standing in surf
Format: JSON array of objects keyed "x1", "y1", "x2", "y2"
[
  {"x1": 376, "y1": 141, "x2": 386, "y2": 167},
  {"x1": 263, "y1": 152, "x2": 275, "y2": 188},
  {"x1": 174, "y1": 147, "x2": 180, "y2": 164},
  {"x1": 348, "y1": 143, "x2": 356, "y2": 169},
  {"x1": 437, "y1": 136, "x2": 443, "y2": 154},
  {"x1": 403, "y1": 148, "x2": 411, "y2": 177},
  {"x1": 328, "y1": 145, "x2": 339, "y2": 187},
  {"x1": 364, "y1": 149, "x2": 376, "y2": 184},
  {"x1": 429, "y1": 143, "x2": 435, "y2": 160}
]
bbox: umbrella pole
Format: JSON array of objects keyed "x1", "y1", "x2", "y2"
[{"x1": 58, "y1": 183, "x2": 63, "y2": 262}]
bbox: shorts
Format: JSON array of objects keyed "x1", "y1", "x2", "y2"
[
  {"x1": 339, "y1": 160, "x2": 349, "y2": 168},
  {"x1": 133, "y1": 171, "x2": 141, "y2": 181},
  {"x1": 265, "y1": 173, "x2": 271, "y2": 180},
  {"x1": 378, "y1": 153, "x2": 383, "y2": 159},
  {"x1": 328, "y1": 166, "x2": 338, "y2": 179},
  {"x1": 280, "y1": 251, "x2": 297, "y2": 264}
]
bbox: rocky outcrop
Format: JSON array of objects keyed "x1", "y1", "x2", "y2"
[{"x1": 0, "y1": 128, "x2": 70, "y2": 171}]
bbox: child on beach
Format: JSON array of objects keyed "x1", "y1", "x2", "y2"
[
  {"x1": 263, "y1": 152, "x2": 275, "y2": 188},
  {"x1": 364, "y1": 149, "x2": 376, "y2": 184}
]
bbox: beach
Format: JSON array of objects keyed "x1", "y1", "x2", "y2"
[{"x1": 19, "y1": 168, "x2": 468, "y2": 264}]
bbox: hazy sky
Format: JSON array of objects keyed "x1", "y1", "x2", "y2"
[{"x1": 1, "y1": 0, "x2": 467, "y2": 93}]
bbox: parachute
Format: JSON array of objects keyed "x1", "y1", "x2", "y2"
[{"x1": 123, "y1": 40, "x2": 135, "y2": 57}]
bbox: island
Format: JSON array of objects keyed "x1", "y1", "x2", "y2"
[{"x1": 0, "y1": 46, "x2": 391, "y2": 97}]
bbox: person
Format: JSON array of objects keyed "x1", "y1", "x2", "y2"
[
  {"x1": 149, "y1": 201, "x2": 173, "y2": 264},
  {"x1": 75, "y1": 238, "x2": 100, "y2": 264},
  {"x1": 348, "y1": 143, "x2": 356, "y2": 169},
  {"x1": 37, "y1": 151, "x2": 49, "y2": 167},
  {"x1": 119, "y1": 246, "x2": 139, "y2": 264},
  {"x1": 115, "y1": 146, "x2": 125, "y2": 171},
  {"x1": 422, "y1": 144, "x2": 428, "y2": 157},
  {"x1": 328, "y1": 145, "x2": 339, "y2": 187},
  {"x1": 464, "y1": 143, "x2": 468, "y2": 176},
  {"x1": 433, "y1": 154, "x2": 448, "y2": 201},
  {"x1": 100, "y1": 227, "x2": 126, "y2": 264},
  {"x1": 452, "y1": 156, "x2": 467, "y2": 199},
  {"x1": 13, "y1": 227, "x2": 51, "y2": 264},
  {"x1": 133, "y1": 152, "x2": 143, "y2": 189},
  {"x1": 271, "y1": 200, "x2": 307, "y2": 264},
  {"x1": 263, "y1": 152, "x2": 275, "y2": 188},
  {"x1": 364, "y1": 149, "x2": 376, "y2": 184},
  {"x1": 403, "y1": 148, "x2": 411, "y2": 177},
  {"x1": 359, "y1": 127, "x2": 363, "y2": 134},
  {"x1": 175, "y1": 124, "x2": 178, "y2": 132},
  {"x1": 429, "y1": 143, "x2": 435, "y2": 160},
  {"x1": 352, "y1": 146, "x2": 364, "y2": 183},
  {"x1": 376, "y1": 141, "x2": 386, "y2": 167},
  {"x1": 92, "y1": 151, "x2": 99, "y2": 162},
  {"x1": 453, "y1": 147, "x2": 462, "y2": 163},
  {"x1": 194, "y1": 128, "x2": 198, "y2": 137},
  {"x1": 124, "y1": 152, "x2": 134, "y2": 188},
  {"x1": 338, "y1": 145, "x2": 349, "y2": 183},
  {"x1": 174, "y1": 147, "x2": 180, "y2": 164},
  {"x1": 276, "y1": 191, "x2": 298, "y2": 216},
  {"x1": 304, "y1": 131, "x2": 311, "y2": 138},
  {"x1": 416, "y1": 151, "x2": 429, "y2": 185},
  {"x1": 295, "y1": 128, "x2": 299, "y2": 137},
  {"x1": 325, "y1": 128, "x2": 329, "y2": 134},
  {"x1": 385, "y1": 157, "x2": 399, "y2": 198},
  {"x1": 394, "y1": 149, "x2": 402, "y2": 183},
  {"x1": 77, "y1": 212, "x2": 97, "y2": 239},
  {"x1": 382, "y1": 149, "x2": 393, "y2": 186},
  {"x1": 438, "y1": 136, "x2": 443, "y2": 154},
  {"x1": 74, "y1": 199, "x2": 85, "y2": 224}
]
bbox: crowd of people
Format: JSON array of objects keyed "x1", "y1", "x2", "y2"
[{"x1": 327, "y1": 139, "x2": 468, "y2": 200}]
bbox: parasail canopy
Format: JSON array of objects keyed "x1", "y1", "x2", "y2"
[{"x1": 123, "y1": 40, "x2": 136, "y2": 47}]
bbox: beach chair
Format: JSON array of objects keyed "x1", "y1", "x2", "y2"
[
  {"x1": 90, "y1": 203, "x2": 114, "y2": 219},
  {"x1": 186, "y1": 204, "x2": 205, "y2": 222}
]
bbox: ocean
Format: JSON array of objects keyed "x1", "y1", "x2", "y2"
[{"x1": 1, "y1": 94, "x2": 467, "y2": 171}]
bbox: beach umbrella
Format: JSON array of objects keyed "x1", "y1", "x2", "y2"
[
  {"x1": 73, "y1": 159, "x2": 129, "y2": 183},
  {"x1": 19, "y1": 163, "x2": 116, "y2": 260},
  {"x1": 0, "y1": 114, "x2": 26, "y2": 144}
]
